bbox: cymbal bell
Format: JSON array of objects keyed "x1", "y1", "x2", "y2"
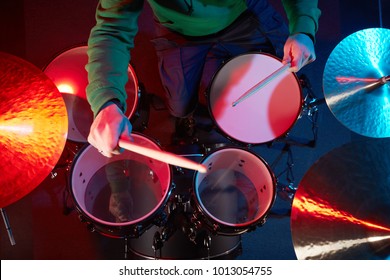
[
  {"x1": 0, "y1": 52, "x2": 68, "y2": 208},
  {"x1": 291, "y1": 139, "x2": 390, "y2": 259},
  {"x1": 323, "y1": 28, "x2": 390, "y2": 138}
]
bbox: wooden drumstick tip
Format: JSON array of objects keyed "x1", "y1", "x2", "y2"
[{"x1": 197, "y1": 164, "x2": 208, "y2": 174}]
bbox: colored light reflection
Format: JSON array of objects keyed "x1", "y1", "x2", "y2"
[
  {"x1": 327, "y1": 78, "x2": 385, "y2": 107},
  {"x1": 293, "y1": 194, "x2": 390, "y2": 259},
  {"x1": 0, "y1": 51, "x2": 68, "y2": 208},
  {"x1": 0, "y1": 124, "x2": 33, "y2": 135},
  {"x1": 294, "y1": 195, "x2": 390, "y2": 232},
  {"x1": 336, "y1": 76, "x2": 378, "y2": 83},
  {"x1": 57, "y1": 83, "x2": 75, "y2": 94},
  {"x1": 296, "y1": 234, "x2": 390, "y2": 259}
]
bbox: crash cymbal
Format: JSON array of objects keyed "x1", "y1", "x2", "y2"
[
  {"x1": 0, "y1": 52, "x2": 68, "y2": 208},
  {"x1": 323, "y1": 28, "x2": 390, "y2": 138},
  {"x1": 291, "y1": 139, "x2": 390, "y2": 259}
]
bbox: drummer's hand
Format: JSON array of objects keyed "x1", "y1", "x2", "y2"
[
  {"x1": 282, "y1": 33, "x2": 316, "y2": 72},
  {"x1": 88, "y1": 102, "x2": 132, "y2": 158}
]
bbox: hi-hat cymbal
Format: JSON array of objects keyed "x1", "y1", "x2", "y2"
[
  {"x1": 323, "y1": 28, "x2": 390, "y2": 138},
  {"x1": 0, "y1": 52, "x2": 68, "y2": 208},
  {"x1": 291, "y1": 139, "x2": 390, "y2": 259}
]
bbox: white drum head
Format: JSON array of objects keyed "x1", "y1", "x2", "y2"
[{"x1": 209, "y1": 53, "x2": 302, "y2": 144}]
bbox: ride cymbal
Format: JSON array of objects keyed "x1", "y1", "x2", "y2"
[
  {"x1": 291, "y1": 139, "x2": 390, "y2": 259},
  {"x1": 323, "y1": 28, "x2": 390, "y2": 138},
  {"x1": 0, "y1": 52, "x2": 68, "y2": 208}
]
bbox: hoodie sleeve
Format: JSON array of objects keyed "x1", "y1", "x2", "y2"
[
  {"x1": 86, "y1": 0, "x2": 144, "y2": 117},
  {"x1": 281, "y1": 0, "x2": 321, "y2": 42}
]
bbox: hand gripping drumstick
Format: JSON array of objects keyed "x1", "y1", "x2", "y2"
[
  {"x1": 232, "y1": 62, "x2": 291, "y2": 107},
  {"x1": 118, "y1": 139, "x2": 207, "y2": 173}
]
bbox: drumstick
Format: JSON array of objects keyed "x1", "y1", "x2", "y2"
[
  {"x1": 232, "y1": 62, "x2": 291, "y2": 107},
  {"x1": 118, "y1": 139, "x2": 208, "y2": 173}
]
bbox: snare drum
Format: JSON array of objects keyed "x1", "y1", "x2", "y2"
[
  {"x1": 44, "y1": 45, "x2": 139, "y2": 143},
  {"x1": 208, "y1": 53, "x2": 303, "y2": 145},
  {"x1": 69, "y1": 133, "x2": 172, "y2": 238},
  {"x1": 193, "y1": 147, "x2": 276, "y2": 235}
]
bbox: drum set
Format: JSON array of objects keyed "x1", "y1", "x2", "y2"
[
  {"x1": 1, "y1": 27, "x2": 389, "y2": 260},
  {"x1": 1, "y1": 44, "x2": 314, "y2": 259}
]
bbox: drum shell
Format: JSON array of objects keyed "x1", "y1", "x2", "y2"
[
  {"x1": 69, "y1": 133, "x2": 172, "y2": 238},
  {"x1": 43, "y1": 45, "x2": 141, "y2": 143},
  {"x1": 192, "y1": 146, "x2": 277, "y2": 235}
]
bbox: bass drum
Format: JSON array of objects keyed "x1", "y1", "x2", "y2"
[
  {"x1": 208, "y1": 53, "x2": 303, "y2": 145},
  {"x1": 43, "y1": 45, "x2": 141, "y2": 143},
  {"x1": 193, "y1": 146, "x2": 276, "y2": 235},
  {"x1": 69, "y1": 133, "x2": 172, "y2": 238}
]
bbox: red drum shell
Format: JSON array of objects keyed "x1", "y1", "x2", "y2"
[{"x1": 44, "y1": 45, "x2": 139, "y2": 143}]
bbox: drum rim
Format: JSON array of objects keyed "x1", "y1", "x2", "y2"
[
  {"x1": 206, "y1": 52, "x2": 304, "y2": 145},
  {"x1": 68, "y1": 132, "x2": 173, "y2": 233},
  {"x1": 192, "y1": 145, "x2": 277, "y2": 235}
]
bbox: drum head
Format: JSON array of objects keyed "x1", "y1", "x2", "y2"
[
  {"x1": 208, "y1": 53, "x2": 302, "y2": 144},
  {"x1": 70, "y1": 133, "x2": 171, "y2": 236},
  {"x1": 194, "y1": 147, "x2": 276, "y2": 234},
  {"x1": 44, "y1": 45, "x2": 139, "y2": 142}
]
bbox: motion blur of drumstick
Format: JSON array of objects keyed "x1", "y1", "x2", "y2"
[
  {"x1": 118, "y1": 139, "x2": 208, "y2": 173},
  {"x1": 232, "y1": 62, "x2": 291, "y2": 107}
]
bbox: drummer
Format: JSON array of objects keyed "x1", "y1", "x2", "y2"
[{"x1": 86, "y1": 0, "x2": 321, "y2": 156}]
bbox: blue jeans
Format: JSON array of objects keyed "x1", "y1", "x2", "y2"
[{"x1": 151, "y1": 3, "x2": 288, "y2": 117}]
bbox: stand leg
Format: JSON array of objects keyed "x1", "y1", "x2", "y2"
[{"x1": 1, "y1": 208, "x2": 16, "y2": 246}]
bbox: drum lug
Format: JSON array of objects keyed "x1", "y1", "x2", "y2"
[
  {"x1": 258, "y1": 217, "x2": 267, "y2": 227},
  {"x1": 86, "y1": 223, "x2": 96, "y2": 233},
  {"x1": 132, "y1": 225, "x2": 142, "y2": 238},
  {"x1": 203, "y1": 234, "x2": 212, "y2": 249},
  {"x1": 153, "y1": 212, "x2": 168, "y2": 227},
  {"x1": 212, "y1": 223, "x2": 220, "y2": 234},
  {"x1": 187, "y1": 219, "x2": 202, "y2": 241},
  {"x1": 78, "y1": 214, "x2": 86, "y2": 223},
  {"x1": 152, "y1": 231, "x2": 164, "y2": 251}
]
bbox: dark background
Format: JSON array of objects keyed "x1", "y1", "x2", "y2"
[{"x1": 0, "y1": 0, "x2": 389, "y2": 260}]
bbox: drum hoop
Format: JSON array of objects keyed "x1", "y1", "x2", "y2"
[
  {"x1": 69, "y1": 132, "x2": 173, "y2": 228},
  {"x1": 192, "y1": 146, "x2": 276, "y2": 232},
  {"x1": 206, "y1": 52, "x2": 304, "y2": 145},
  {"x1": 126, "y1": 64, "x2": 140, "y2": 120}
]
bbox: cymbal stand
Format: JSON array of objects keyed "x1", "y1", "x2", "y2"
[
  {"x1": 300, "y1": 74, "x2": 324, "y2": 146},
  {"x1": 271, "y1": 143, "x2": 296, "y2": 204},
  {"x1": 1, "y1": 208, "x2": 16, "y2": 246}
]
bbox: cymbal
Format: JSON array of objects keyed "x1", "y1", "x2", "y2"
[
  {"x1": 291, "y1": 139, "x2": 390, "y2": 259},
  {"x1": 323, "y1": 28, "x2": 390, "y2": 138},
  {"x1": 0, "y1": 52, "x2": 68, "y2": 208}
]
